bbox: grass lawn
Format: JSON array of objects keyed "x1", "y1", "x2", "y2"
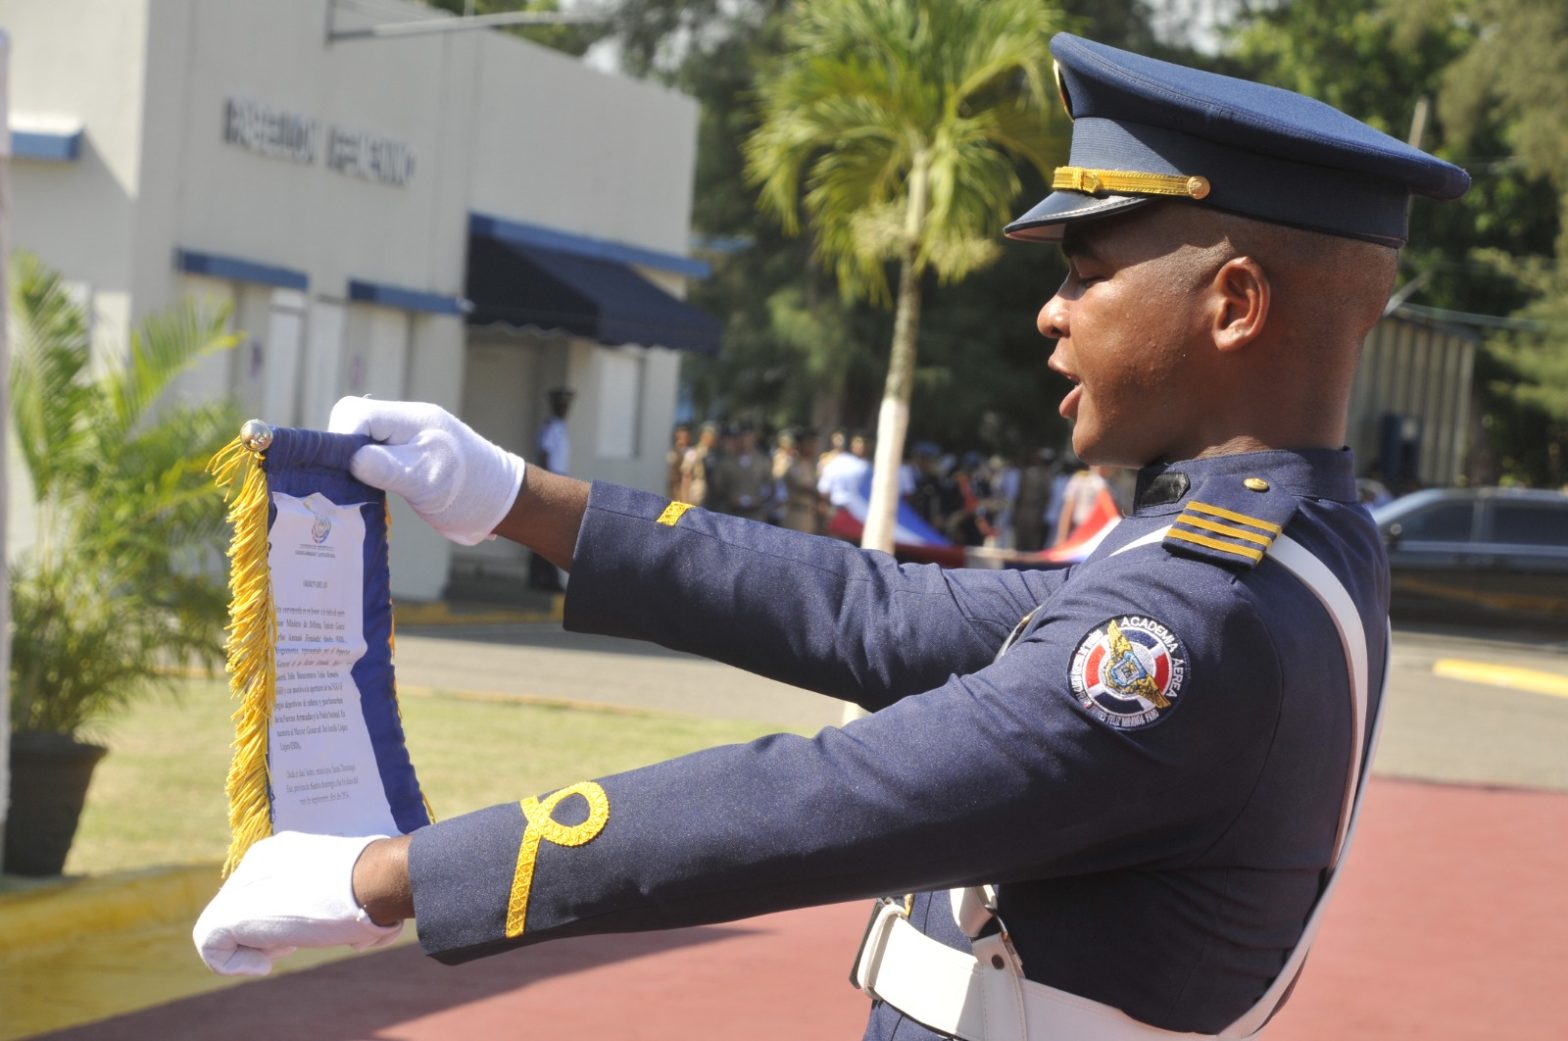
[{"x1": 62, "y1": 677, "x2": 806, "y2": 876}]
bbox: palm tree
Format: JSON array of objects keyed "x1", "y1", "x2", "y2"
[
  {"x1": 745, "y1": 0, "x2": 1066, "y2": 553},
  {"x1": 8, "y1": 250, "x2": 240, "y2": 736}
]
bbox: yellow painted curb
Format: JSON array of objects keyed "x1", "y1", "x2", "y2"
[
  {"x1": 0, "y1": 863, "x2": 415, "y2": 1041},
  {"x1": 1432, "y1": 658, "x2": 1568, "y2": 700},
  {"x1": 0, "y1": 862, "x2": 220, "y2": 960}
]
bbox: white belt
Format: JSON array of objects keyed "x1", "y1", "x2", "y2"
[
  {"x1": 853, "y1": 895, "x2": 1214, "y2": 1041},
  {"x1": 851, "y1": 532, "x2": 1390, "y2": 1041}
]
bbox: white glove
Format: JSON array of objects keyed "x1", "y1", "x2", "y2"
[
  {"x1": 192, "y1": 832, "x2": 403, "y2": 977},
  {"x1": 328, "y1": 397, "x2": 526, "y2": 546}
]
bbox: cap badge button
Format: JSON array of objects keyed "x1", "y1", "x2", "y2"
[{"x1": 1243, "y1": 477, "x2": 1270, "y2": 492}]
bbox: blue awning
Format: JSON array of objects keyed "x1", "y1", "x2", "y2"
[
  {"x1": 175, "y1": 248, "x2": 308, "y2": 290},
  {"x1": 465, "y1": 233, "x2": 721, "y2": 356},
  {"x1": 12, "y1": 128, "x2": 83, "y2": 162},
  {"x1": 347, "y1": 278, "x2": 464, "y2": 316}
]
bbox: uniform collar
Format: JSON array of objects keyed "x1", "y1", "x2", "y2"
[{"x1": 1131, "y1": 448, "x2": 1358, "y2": 516}]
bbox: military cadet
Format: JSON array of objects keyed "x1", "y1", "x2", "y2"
[{"x1": 195, "y1": 34, "x2": 1470, "y2": 1041}]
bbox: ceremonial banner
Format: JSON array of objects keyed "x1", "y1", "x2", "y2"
[{"x1": 210, "y1": 422, "x2": 430, "y2": 875}]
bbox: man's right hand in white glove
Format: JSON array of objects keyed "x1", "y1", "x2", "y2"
[
  {"x1": 193, "y1": 832, "x2": 405, "y2": 977},
  {"x1": 328, "y1": 397, "x2": 527, "y2": 546}
]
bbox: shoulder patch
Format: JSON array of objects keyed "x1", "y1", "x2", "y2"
[
  {"x1": 1164, "y1": 499, "x2": 1278, "y2": 566},
  {"x1": 1068, "y1": 615, "x2": 1188, "y2": 729},
  {"x1": 1162, "y1": 475, "x2": 1299, "y2": 570}
]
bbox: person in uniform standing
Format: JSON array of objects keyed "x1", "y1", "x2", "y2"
[
  {"x1": 780, "y1": 427, "x2": 825, "y2": 534},
  {"x1": 680, "y1": 420, "x2": 719, "y2": 506},
  {"x1": 816, "y1": 429, "x2": 871, "y2": 511},
  {"x1": 1012, "y1": 447, "x2": 1058, "y2": 552},
  {"x1": 534, "y1": 386, "x2": 573, "y2": 475},
  {"x1": 708, "y1": 422, "x2": 777, "y2": 522},
  {"x1": 665, "y1": 423, "x2": 692, "y2": 501},
  {"x1": 529, "y1": 386, "x2": 574, "y2": 591},
  {"x1": 196, "y1": 35, "x2": 1469, "y2": 1041}
]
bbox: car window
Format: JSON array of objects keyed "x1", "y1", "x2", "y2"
[
  {"x1": 1490, "y1": 502, "x2": 1568, "y2": 548},
  {"x1": 1396, "y1": 501, "x2": 1474, "y2": 542}
]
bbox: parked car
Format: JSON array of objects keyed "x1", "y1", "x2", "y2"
[{"x1": 1370, "y1": 486, "x2": 1568, "y2": 629}]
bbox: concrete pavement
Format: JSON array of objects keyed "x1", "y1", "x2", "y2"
[
  {"x1": 390, "y1": 622, "x2": 849, "y2": 732},
  {"x1": 11, "y1": 776, "x2": 1566, "y2": 1041},
  {"x1": 5, "y1": 617, "x2": 1567, "y2": 1039}
]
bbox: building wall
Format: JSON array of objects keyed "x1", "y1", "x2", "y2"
[
  {"x1": 4, "y1": 0, "x2": 706, "y2": 599},
  {"x1": 467, "y1": 33, "x2": 699, "y2": 258},
  {"x1": 3, "y1": 0, "x2": 151, "y2": 362}
]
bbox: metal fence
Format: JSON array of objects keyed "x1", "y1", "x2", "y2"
[{"x1": 1347, "y1": 309, "x2": 1479, "y2": 490}]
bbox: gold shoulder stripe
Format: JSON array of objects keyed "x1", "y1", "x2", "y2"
[
  {"x1": 1176, "y1": 513, "x2": 1275, "y2": 547},
  {"x1": 506, "y1": 781, "x2": 610, "y2": 938},
  {"x1": 1166, "y1": 528, "x2": 1266, "y2": 563},
  {"x1": 656, "y1": 501, "x2": 695, "y2": 527},
  {"x1": 1185, "y1": 500, "x2": 1283, "y2": 535}
]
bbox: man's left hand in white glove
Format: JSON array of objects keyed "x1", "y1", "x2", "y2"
[{"x1": 193, "y1": 832, "x2": 411, "y2": 976}]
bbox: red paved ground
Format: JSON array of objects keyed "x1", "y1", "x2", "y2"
[{"x1": 35, "y1": 777, "x2": 1567, "y2": 1040}]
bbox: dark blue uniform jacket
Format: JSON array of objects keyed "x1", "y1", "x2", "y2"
[{"x1": 408, "y1": 448, "x2": 1389, "y2": 1036}]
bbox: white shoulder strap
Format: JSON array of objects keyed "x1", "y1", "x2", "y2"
[
  {"x1": 1093, "y1": 529, "x2": 1383, "y2": 1035},
  {"x1": 886, "y1": 528, "x2": 1388, "y2": 1041},
  {"x1": 1219, "y1": 535, "x2": 1386, "y2": 1037}
]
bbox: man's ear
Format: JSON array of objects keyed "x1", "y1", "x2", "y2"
[{"x1": 1209, "y1": 256, "x2": 1270, "y2": 352}]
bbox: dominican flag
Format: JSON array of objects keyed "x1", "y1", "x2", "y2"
[
  {"x1": 826, "y1": 471, "x2": 968, "y2": 565},
  {"x1": 1037, "y1": 485, "x2": 1121, "y2": 564}
]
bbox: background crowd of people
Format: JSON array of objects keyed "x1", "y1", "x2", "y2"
[{"x1": 667, "y1": 422, "x2": 1134, "y2": 552}]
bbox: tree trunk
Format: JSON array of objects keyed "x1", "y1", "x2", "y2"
[
  {"x1": 860, "y1": 250, "x2": 923, "y2": 554},
  {"x1": 844, "y1": 159, "x2": 928, "y2": 725},
  {"x1": 860, "y1": 156, "x2": 930, "y2": 556}
]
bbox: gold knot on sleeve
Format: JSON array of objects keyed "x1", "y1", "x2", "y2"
[{"x1": 505, "y1": 780, "x2": 611, "y2": 938}]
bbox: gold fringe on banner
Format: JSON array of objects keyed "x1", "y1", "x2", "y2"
[{"x1": 208, "y1": 432, "x2": 277, "y2": 877}]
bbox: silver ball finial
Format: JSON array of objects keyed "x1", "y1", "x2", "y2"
[{"x1": 239, "y1": 419, "x2": 273, "y2": 453}]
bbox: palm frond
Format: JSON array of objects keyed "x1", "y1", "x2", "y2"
[
  {"x1": 8, "y1": 251, "x2": 94, "y2": 498},
  {"x1": 99, "y1": 301, "x2": 238, "y2": 443},
  {"x1": 8, "y1": 253, "x2": 242, "y2": 735},
  {"x1": 746, "y1": 0, "x2": 1066, "y2": 298}
]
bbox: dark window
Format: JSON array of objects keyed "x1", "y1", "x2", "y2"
[
  {"x1": 1396, "y1": 501, "x2": 1474, "y2": 542},
  {"x1": 1490, "y1": 503, "x2": 1568, "y2": 548}
]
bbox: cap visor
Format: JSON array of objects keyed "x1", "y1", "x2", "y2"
[{"x1": 1004, "y1": 191, "x2": 1153, "y2": 242}]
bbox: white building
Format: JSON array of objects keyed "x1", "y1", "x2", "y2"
[{"x1": 3, "y1": 0, "x2": 718, "y2": 599}]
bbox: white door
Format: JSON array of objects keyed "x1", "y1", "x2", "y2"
[{"x1": 454, "y1": 339, "x2": 534, "y2": 566}]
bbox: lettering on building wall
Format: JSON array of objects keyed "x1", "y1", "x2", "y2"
[
  {"x1": 222, "y1": 97, "x2": 415, "y2": 188},
  {"x1": 326, "y1": 127, "x2": 415, "y2": 187},
  {"x1": 224, "y1": 97, "x2": 319, "y2": 164}
]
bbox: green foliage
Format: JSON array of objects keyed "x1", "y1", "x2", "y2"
[
  {"x1": 740, "y1": 0, "x2": 1068, "y2": 547},
  {"x1": 910, "y1": 228, "x2": 1073, "y2": 456},
  {"x1": 1467, "y1": 251, "x2": 1568, "y2": 485},
  {"x1": 745, "y1": 0, "x2": 1066, "y2": 305},
  {"x1": 685, "y1": 230, "x2": 890, "y2": 431},
  {"x1": 1439, "y1": 0, "x2": 1568, "y2": 211},
  {"x1": 1229, "y1": 0, "x2": 1469, "y2": 138},
  {"x1": 1227, "y1": 0, "x2": 1567, "y2": 486},
  {"x1": 7, "y1": 252, "x2": 242, "y2": 736},
  {"x1": 1433, "y1": 0, "x2": 1568, "y2": 481}
]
